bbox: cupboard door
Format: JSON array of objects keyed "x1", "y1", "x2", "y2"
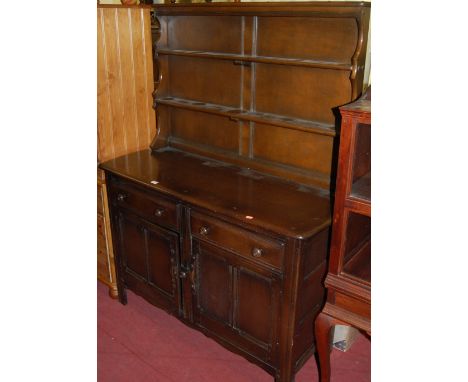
[
  {"x1": 117, "y1": 211, "x2": 147, "y2": 278},
  {"x1": 191, "y1": 239, "x2": 280, "y2": 363},
  {"x1": 115, "y1": 210, "x2": 181, "y2": 313}
]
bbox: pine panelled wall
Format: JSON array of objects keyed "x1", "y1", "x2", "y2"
[
  {"x1": 97, "y1": 6, "x2": 156, "y2": 297},
  {"x1": 97, "y1": 6, "x2": 156, "y2": 162}
]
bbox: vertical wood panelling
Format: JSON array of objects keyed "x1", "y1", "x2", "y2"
[
  {"x1": 97, "y1": 9, "x2": 115, "y2": 160},
  {"x1": 98, "y1": 6, "x2": 156, "y2": 163},
  {"x1": 116, "y1": 9, "x2": 137, "y2": 153}
]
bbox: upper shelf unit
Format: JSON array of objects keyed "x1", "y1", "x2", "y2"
[{"x1": 150, "y1": 3, "x2": 370, "y2": 190}]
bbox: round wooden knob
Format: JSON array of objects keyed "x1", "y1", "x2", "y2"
[
  {"x1": 199, "y1": 226, "x2": 210, "y2": 236},
  {"x1": 154, "y1": 208, "x2": 165, "y2": 217},
  {"x1": 117, "y1": 193, "x2": 127, "y2": 202},
  {"x1": 252, "y1": 248, "x2": 263, "y2": 258}
]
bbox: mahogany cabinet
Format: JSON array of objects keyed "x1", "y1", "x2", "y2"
[
  {"x1": 315, "y1": 87, "x2": 371, "y2": 382},
  {"x1": 101, "y1": 3, "x2": 370, "y2": 381}
]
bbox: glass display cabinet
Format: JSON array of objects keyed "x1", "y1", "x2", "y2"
[{"x1": 315, "y1": 87, "x2": 371, "y2": 382}]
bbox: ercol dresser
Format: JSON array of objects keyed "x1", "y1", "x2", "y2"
[{"x1": 100, "y1": 2, "x2": 370, "y2": 381}]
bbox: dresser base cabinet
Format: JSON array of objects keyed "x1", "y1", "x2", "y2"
[{"x1": 103, "y1": 152, "x2": 331, "y2": 382}]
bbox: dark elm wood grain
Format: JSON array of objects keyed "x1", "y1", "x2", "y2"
[
  {"x1": 101, "y1": 3, "x2": 370, "y2": 382},
  {"x1": 101, "y1": 149, "x2": 331, "y2": 239}
]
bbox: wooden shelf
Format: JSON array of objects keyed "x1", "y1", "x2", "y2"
[
  {"x1": 156, "y1": 96, "x2": 336, "y2": 137},
  {"x1": 342, "y1": 238, "x2": 370, "y2": 285},
  {"x1": 350, "y1": 172, "x2": 370, "y2": 203},
  {"x1": 344, "y1": 199, "x2": 370, "y2": 217},
  {"x1": 157, "y1": 48, "x2": 353, "y2": 71}
]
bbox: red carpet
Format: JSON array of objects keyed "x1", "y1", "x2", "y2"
[{"x1": 98, "y1": 281, "x2": 370, "y2": 381}]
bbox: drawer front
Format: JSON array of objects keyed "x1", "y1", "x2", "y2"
[
  {"x1": 190, "y1": 211, "x2": 285, "y2": 270},
  {"x1": 110, "y1": 183, "x2": 178, "y2": 230}
]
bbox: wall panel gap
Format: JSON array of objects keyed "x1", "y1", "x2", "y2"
[
  {"x1": 127, "y1": 9, "x2": 141, "y2": 150},
  {"x1": 114, "y1": 9, "x2": 129, "y2": 154}
]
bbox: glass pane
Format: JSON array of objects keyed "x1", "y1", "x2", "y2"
[{"x1": 341, "y1": 211, "x2": 371, "y2": 283}]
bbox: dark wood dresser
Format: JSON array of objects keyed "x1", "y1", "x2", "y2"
[
  {"x1": 315, "y1": 87, "x2": 371, "y2": 382},
  {"x1": 100, "y1": 2, "x2": 370, "y2": 381}
]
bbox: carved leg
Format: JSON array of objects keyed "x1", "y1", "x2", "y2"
[{"x1": 315, "y1": 312, "x2": 335, "y2": 382}]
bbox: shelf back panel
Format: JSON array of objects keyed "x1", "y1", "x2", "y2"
[
  {"x1": 164, "y1": 15, "x2": 243, "y2": 54},
  {"x1": 255, "y1": 64, "x2": 351, "y2": 124},
  {"x1": 167, "y1": 56, "x2": 242, "y2": 107},
  {"x1": 257, "y1": 16, "x2": 358, "y2": 63}
]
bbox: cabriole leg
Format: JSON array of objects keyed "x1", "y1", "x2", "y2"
[{"x1": 315, "y1": 312, "x2": 335, "y2": 382}]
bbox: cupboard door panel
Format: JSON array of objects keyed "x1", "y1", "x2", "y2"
[
  {"x1": 118, "y1": 213, "x2": 147, "y2": 278},
  {"x1": 192, "y1": 239, "x2": 280, "y2": 363},
  {"x1": 114, "y1": 209, "x2": 180, "y2": 313},
  {"x1": 237, "y1": 267, "x2": 277, "y2": 348},
  {"x1": 146, "y1": 224, "x2": 179, "y2": 298},
  {"x1": 196, "y1": 243, "x2": 232, "y2": 324}
]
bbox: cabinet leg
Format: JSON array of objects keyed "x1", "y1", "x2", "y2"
[
  {"x1": 315, "y1": 312, "x2": 335, "y2": 382},
  {"x1": 116, "y1": 281, "x2": 127, "y2": 305},
  {"x1": 108, "y1": 284, "x2": 119, "y2": 299}
]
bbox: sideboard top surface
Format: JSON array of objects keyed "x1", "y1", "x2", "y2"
[{"x1": 100, "y1": 148, "x2": 331, "y2": 239}]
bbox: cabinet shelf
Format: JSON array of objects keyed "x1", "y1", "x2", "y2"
[
  {"x1": 342, "y1": 237, "x2": 370, "y2": 285},
  {"x1": 156, "y1": 48, "x2": 353, "y2": 71},
  {"x1": 156, "y1": 96, "x2": 336, "y2": 137},
  {"x1": 350, "y1": 172, "x2": 370, "y2": 203}
]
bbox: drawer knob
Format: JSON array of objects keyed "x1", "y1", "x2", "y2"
[
  {"x1": 252, "y1": 248, "x2": 263, "y2": 258},
  {"x1": 199, "y1": 226, "x2": 210, "y2": 236},
  {"x1": 117, "y1": 193, "x2": 128, "y2": 202},
  {"x1": 154, "y1": 208, "x2": 165, "y2": 217}
]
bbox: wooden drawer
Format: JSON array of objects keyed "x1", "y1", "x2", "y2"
[
  {"x1": 110, "y1": 182, "x2": 178, "y2": 230},
  {"x1": 191, "y1": 211, "x2": 285, "y2": 270}
]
